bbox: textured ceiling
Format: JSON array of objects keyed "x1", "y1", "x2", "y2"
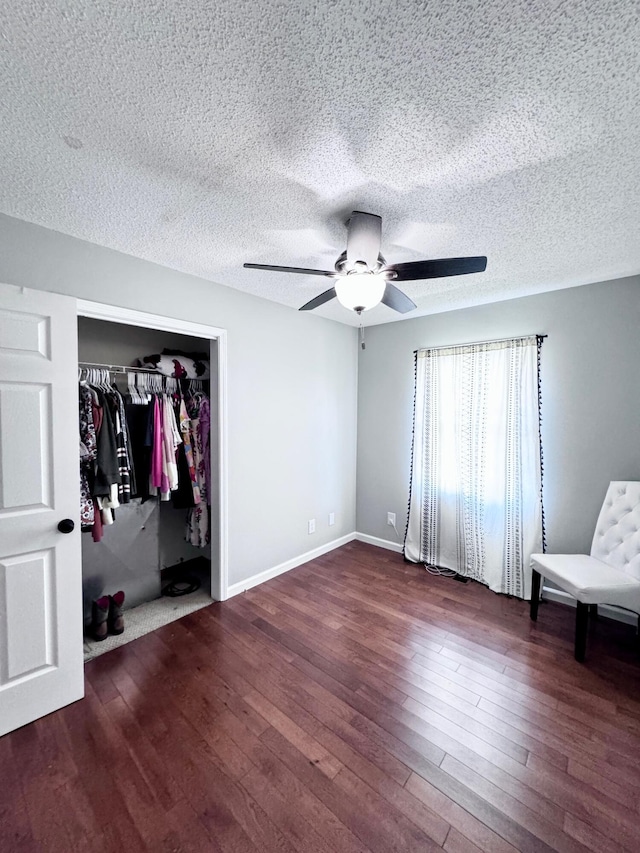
[{"x1": 1, "y1": 0, "x2": 640, "y2": 326}]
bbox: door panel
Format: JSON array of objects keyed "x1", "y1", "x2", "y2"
[
  {"x1": 0, "y1": 284, "x2": 83, "y2": 736},
  {"x1": 0, "y1": 382, "x2": 52, "y2": 512},
  {"x1": 0, "y1": 308, "x2": 50, "y2": 357},
  {"x1": 0, "y1": 549, "x2": 56, "y2": 683}
]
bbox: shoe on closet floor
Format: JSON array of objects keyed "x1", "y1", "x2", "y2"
[
  {"x1": 108, "y1": 591, "x2": 125, "y2": 635},
  {"x1": 90, "y1": 596, "x2": 110, "y2": 641}
]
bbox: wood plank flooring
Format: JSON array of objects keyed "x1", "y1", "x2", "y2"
[{"x1": 3, "y1": 541, "x2": 640, "y2": 852}]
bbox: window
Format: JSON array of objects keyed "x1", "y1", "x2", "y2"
[{"x1": 404, "y1": 336, "x2": 544, "y2": 599}]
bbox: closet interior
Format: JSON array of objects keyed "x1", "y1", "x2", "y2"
[{"x1": 77, "y1": 316, "x2": 218, "y2": 658}]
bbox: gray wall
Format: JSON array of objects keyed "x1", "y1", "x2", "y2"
[
  {"x1": 0, "y1": 213, "x2": 358, "y2": 589},
  {"x1": 357, "y1": 276, "x2": 640, "y2": 555}
]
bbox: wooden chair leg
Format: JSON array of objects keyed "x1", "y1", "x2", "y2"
[
  {"x1": 575, "y1": 602, "x2": 589, "y2": 662},
  {"x1": 530, "y1": 570, "x2": 541, "y2": 621}
]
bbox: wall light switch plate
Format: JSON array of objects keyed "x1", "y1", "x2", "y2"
[
  {"x1": 328, "y1": 512, "x2": 335, "y2": 526},
  {"x1": 308, "y1": 518, "x2": 316, "y2": 534}
]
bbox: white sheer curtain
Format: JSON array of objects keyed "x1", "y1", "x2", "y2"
[{"x1": 404, "y1": 336, "x2": 543, "y2": 599}]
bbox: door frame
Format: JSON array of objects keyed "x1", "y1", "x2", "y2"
[{"x1": 77, "y1": 300, "x2": 229, "y2": 601}]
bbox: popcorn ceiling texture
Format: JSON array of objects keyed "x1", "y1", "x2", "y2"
[{"x1": 1, "y1": 0, "x2": 639, "y2": 326}]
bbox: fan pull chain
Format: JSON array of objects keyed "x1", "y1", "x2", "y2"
[{"x1": 360, "y1": 324, "x2": 366, "y2": 350}]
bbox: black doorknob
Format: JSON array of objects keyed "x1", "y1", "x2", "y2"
[{"x1": 57, "y1": 519, "x2": 75, "y2": 534}]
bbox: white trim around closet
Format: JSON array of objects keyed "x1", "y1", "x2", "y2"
[{"x1": 77, "y1": 299, "x2": 229, "y2": 601}]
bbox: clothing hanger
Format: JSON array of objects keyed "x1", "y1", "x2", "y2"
[
  {"x1": 127, "y1": 372, "x2": 141, "y2": 405},
  {"x1": 142, "y1": 372, "x2": 154, "y2": 401},
  {"x1": 136, "y1": 372, "x2": 147, "y2": 401},
  {"x1": 188, "y1": 379, "x2": 203, "y2": 395}
]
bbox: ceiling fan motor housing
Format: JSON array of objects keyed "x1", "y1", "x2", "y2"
[{"x1": 334, "y1": 250, "x2": 386, "y2": 275}]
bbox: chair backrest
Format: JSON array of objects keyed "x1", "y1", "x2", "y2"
[{"x1": 590, "y1": 481, "x2": 640, "y2": 581}]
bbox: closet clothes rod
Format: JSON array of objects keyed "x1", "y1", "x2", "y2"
[{"x1": 78, "y1": 361, "x2": 163, "y2": 374}]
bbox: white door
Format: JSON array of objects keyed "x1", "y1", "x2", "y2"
[{"x1": 0, "y1": 283, "x2": 84, "y2": 736}]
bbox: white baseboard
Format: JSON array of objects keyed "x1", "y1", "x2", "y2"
[
  {"x1": 542, "y1": 585, "x2": 638, "y2": 626},
  {"x1": 226, "y1": 532, "x2": 358, "y2": 598},
  {"x1": 227, "y1": 539, "x2": 637, "y2": 630},
  {"x1": 354, "y1": 532, "x2": 404, "y2": 553}
]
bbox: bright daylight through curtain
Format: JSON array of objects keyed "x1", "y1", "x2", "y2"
[{"x1": 404, "y1": 336, "x2": 544, "y2": 600}]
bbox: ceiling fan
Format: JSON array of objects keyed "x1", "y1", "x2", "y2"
[{"x1": 244, "y1": 211, "x2": 487, "y2": 315}]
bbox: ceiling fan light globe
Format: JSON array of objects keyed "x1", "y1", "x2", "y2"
[{"x1": 335, "y1": 273, "x2": 386, "y2": 312}]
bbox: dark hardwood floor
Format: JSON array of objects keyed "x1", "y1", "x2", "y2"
[{"x1": 3, "y1": 541, "x2": 640, "y2": 852}]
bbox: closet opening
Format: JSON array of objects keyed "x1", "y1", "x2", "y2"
[{"x1": 76, "y1": 302, "x2": 228, "y2": 661}]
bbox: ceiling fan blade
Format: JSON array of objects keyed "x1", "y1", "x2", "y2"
[
  {"x1": 388, "y1": 256, "x2": 488, "y2": 282},
  {"x1": 381, "y1": 283, "x2": 417, "y2": 314},
  {"x1": 244, "y1": 263, "x2": 336, "y2": 277},
  {"x1": 299, "y1": 287, "x2": 337, "y2": 311},
  {"x1": 346, "y1": 211, "x2": 382, "y2": 269}
]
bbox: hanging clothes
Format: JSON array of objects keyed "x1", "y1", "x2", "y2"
[
  {"x1": 91, "y1": 498, "x2": 104, "y2": 543},
  {"x1": 78, "y1": 365, "x2": 211, "y2": 549},
  {"x1": 78, "y1": 375, "x2": 135, "y2": 534},
  {"x1": 180, "y1": 398, "x2": 201, "y2": 507},
  {"x1": 186, "y1": 501, "x2": 209, "y2": 548},
  {"x1": 162, "y1": 394, "x2": 181, "y2": 493},
  {"x1": 149, "y1": 394, "x2": 165, "y2": 497},
  {"x1": 88, "y1": 391, "x2": 105, "y2": 540},
  {"x1": 113, "y1": 387, "x2": 134, "y2": 503},
  {"x1": 199, "y1": 397, "x2": 211, "y2": 504},
  {"x1": 148, "y1": 394, "x2": 182, "y2": 500},
  {"x1": 185, "y1": 392, "x2": 210, "y2": 547},
  {"x1": 93, "y1": 390, "x2": 120, "y2": 502},
  {"x1": 125, "y1": 401, "x2": 151, "y2": 501},
  {"x1": 172, "y1": 399, "x2": 201, "y2": 509},
  {"x1": 79, "y1": 384, "x2": 97, "y2": 528}
]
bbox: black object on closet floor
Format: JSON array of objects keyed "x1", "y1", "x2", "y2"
[{"x1": 161, "y1": 556, "x2": 210, "y2": 598}]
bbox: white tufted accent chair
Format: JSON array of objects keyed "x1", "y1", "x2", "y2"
[{"x1": 530, "y1": 481, "x2": 640, "y2": 661}]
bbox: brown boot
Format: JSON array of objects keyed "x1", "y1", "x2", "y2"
[
  {"x1": 108, "y1": 591, "x2": 125, "y2": 635},
  {"x1": 90, "y1": 596, "x2": 110, "y2": 641}
]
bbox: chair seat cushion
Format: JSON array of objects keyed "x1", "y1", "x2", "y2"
[{"x1": 531, "y1": 553, "x2": 640, "y2": 611}]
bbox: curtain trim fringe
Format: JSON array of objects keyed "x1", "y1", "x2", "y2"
[
  {"x1": 402, "y1": 349, "x2": 419, "y2": 559},
  {"x1": 537, "y1": 334, "x2": 547, "y2": 552}
]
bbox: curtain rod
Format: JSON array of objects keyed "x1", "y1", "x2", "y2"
[
  {"x1": 78, "y1": 360, "x2": 161, "y2": 374},
  {"x1": 413, "y1": 334, "x2": 547, "y2": 354}
]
